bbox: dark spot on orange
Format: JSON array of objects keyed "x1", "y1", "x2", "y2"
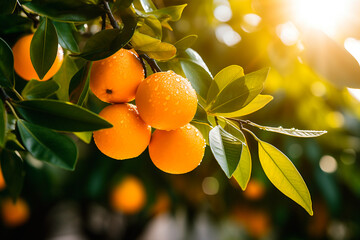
[{"x1": 106, "y1": 89, "x2": 113, "y2": 94}]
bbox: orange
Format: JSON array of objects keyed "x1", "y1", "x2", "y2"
[
  {"x1": 93, "y1": 103, "x2": 151, "y2": 160},
  {"x1": 110, "y1": 176, "x2": 146, "y2": 214},
  {"x1": 243, "y1": 179, "x2": 266, "y2": 200},
  {"x1": 0, "y1": 166, "x2": 5, "y2": 191},
  {"x1": 90, "y1": 48, "x2": 144, "y2": 103},
  {"x1": 1, "y1": 197, "x2": 30, "y2": 227},
  {"x1": 12, "y1": 34, "x2": 64, "y2": 81},
  {"x1": 149, "y1": 123, "x2": 205, "y2": 174},
  {"x1": 136, "y1": 71, "x2": 197, "y2": 130}
]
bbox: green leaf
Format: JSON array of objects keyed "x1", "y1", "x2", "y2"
[
  {"x1": 21, "y1": 79, "x2": 60, "y2": 100},
  {"x1": 77, "y1": 14, "x2": 137, "y2": 61},
  {"x1": 24, "y1": 0, "x2": 104, "y2": 22},
  {"x1": 209, "y1": 125, "x2": 243, "y2": 178},
  {"x1": 53, "y1": 21, "x2": 80, "y2": 53},
  {"x1": 223, "y1": 120, "x2": 251, "y2": 190},
  {"x1": 112, "y1": 0, "x2": 134, "y2": 11},
  {"x1": 0, "y1": 37, "x2": 15, "y2": 88},
  {"x1": 180, "y1": 60, "x2": 213, "y2": 107},
  {"x1": 258, "y1": 140, "x2": 313, "y2": 215},
  {"x1": 174, "y1": 35, "x2": 198, "y2": 51},
  {"x1": 30, "y1": 18, "x2": 58, "y2": 80},
  {"x1": 218, "y1": 94, "x2": 273, "y2": 118},
  {"x1": 0, "y1": 0, "x2": 17, "y2": 15},
  {"x1": 144, "y1": 4, "x2": 187, "y2": 30},
  {"x1": 0, "y1": 100, "x2": 7, "y2": 147},
  {"x1": 193, "y1": 103, "x2": 208, "y2": 123},
  {"x1": 74, "y1": 131, "x2": 92, "y2": 144},
  {"x1": 191, "y1": 121, "x2": 211, "y2": 145},
  {"x1": 17, "y1": 120, "x2": 78, "y2": 170},
  {"x1": 5, "y1": 133, "x2": 25, "y2": 151},
  {"x1": 207, "y1": 65, "x2": 244, "y2": 106},
  {"x1": 13, "y1": 99, "x2": 112, "y2": 132},
  {"x1": 69, "y1": 62, "x2": 92, "y2": 106},
  {"x1": 131, "y1": 31, "x2": 176, "y2": 60},
  {"x1": 0, "y1": 150, "x2": 25, "y2": 199},
  {"x1": 209, "y1": 68, "x2": 270, "y2": 114},
  {"x1": 301, "y1": 28, "x2": 360, "y2": 88}
]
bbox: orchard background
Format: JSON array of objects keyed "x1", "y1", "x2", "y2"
[{"x1": 1, "y1": 0, "x2": 360, "y2": 239}]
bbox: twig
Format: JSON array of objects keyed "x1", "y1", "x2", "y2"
[
  {"x1": 0, "y1": 88, "x2": 11, "y2": 102},
  {"x1": 140, "y1": 54, "x2": 162, "y2": 73},
  {"x1": 102, "y1": 0, "x2": 120, "y2": 29},
  {"x1": 17, "y1": 0, "x2": 39, "y2": 28},
  {"x1": 101, "y1": 14, "x2": 107, "y2": 30}
]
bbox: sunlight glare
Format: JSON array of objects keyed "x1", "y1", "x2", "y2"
[{"x1": 291, "y1": 0, "x2": 354, "y2": 37}]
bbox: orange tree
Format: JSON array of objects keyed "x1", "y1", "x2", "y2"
[{"x1": 0, "y1": 0, "x2": 328, "y2": 220}]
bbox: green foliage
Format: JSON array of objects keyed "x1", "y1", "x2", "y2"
[
  {"x1": 0, "y1": 0, "x2": 17, "y2": 15},
  {"x1": 257, "y1": 138, "x2": 313, "y2": 215},
  {"x1": 17, "y1": 120, "x2": 78, "y2": 170},
  {"x1": 0, "y1": 38, "x2": 15, "y2": 89},
  {"x1": 13, "y1": 99, "x2": 112, "y2": 132},
  {"x1": 21, "y1": 79, "x2": 60, "y2": 99},
  {"x1": 30, "y1": 17, "x2": 58, "y2": 80},
  {"x1": 53, "y1": 21, "x2": 80, "y2": 53},
  {"x1": 0, "y1": 100, "x2": 6, "y2": 147}
]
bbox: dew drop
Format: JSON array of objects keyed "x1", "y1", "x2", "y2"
[
  {"x1": 186, "y1": 126, "x2": 191, "y2": 130},
  {"x1": 163, "y1": 102, "x2": 167, "y2": 106},
  {"x1": 196, "y1": 133, "x2": 199, "y2": 136},
  {"x1": 185, "y1": 90, "x2": 189, "y2": 94},
  {"x1": 175, "y1": 101, "x2": 179, "y2": 105},
  {"x1": 165, "y1": 95, "x2": 170, "y2": 100},
  {"x1": 120, "y1": 120, "x2": 124, "y2": 124},
  {"x1": 154, "y1": 86, "x2": 159, "y2": 91}
]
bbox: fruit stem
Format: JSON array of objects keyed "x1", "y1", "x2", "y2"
[
  {"x1": 12, "y1": 88, "x2": 24, "y2": 101},
  {"x1": 102, "y1": 0, "x2": 120, "y2": 29},
  {"x1": 101, "y1": 14, "x2": 107, "y2": 30},
  {"x1": 16, "y1": 0, "x2": 39, "y2": 28},
  {"x1": 5, "y1": 100, "x2": 20, "y2": 120},
  {"x1": 140, "y1": 54, "x2": 162, "y2": 73}
]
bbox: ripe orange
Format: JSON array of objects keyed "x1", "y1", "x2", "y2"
[
  {"x1": 90, "y1": 48, "x2": 144, "y2": 103},
  {"x1": 135, "y1": 71, "x2": 197, "y2": 130},
  {"x1": 12, "y1": 34, "x2": 64, "y2": 81},
  {"x1": 1, "y1": 198, "x2": 30, "y2": 227},
  {"x1": 243, "y1": 179, "x2": 266, "y2": 200},
  {"x1": 149, "y1": 123, "x2": 205, "y2": 174},
  {"x1": 0, "y1": 166, "x2": 5, "y2": 191},
  {"x1": 93, "y1": 103, "x2": 151, "y2": 160},
  {"x1": 110, "y1": 176, "x2": 146, "y2": 214}
]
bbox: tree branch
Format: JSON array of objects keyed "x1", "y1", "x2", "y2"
[
  {"x1": 140, "y1": 54, "x2": 162, "y2": 73},
  {"x1": 17, "y1": 0, "x2": 39, "y2": 28},
  {"x1": 102, "y1": 0, "x2": 120, "y2": 29}
]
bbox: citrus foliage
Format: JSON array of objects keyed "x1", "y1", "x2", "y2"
[{"x1": 0, "y1": 0, "x2": 327, "y2": 215}]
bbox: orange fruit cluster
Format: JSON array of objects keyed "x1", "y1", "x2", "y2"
[
  {"x1": 12, "y1": 34, "x2": 64, "y2": 81},
  {"x1": 91, "y1": 49, "x2": 205, "y2": 174}
]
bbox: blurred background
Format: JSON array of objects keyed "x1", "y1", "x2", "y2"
[{"x1": 2, "y1": 0, "x2": 360, "y2": 239}]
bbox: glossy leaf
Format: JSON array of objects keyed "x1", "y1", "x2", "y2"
[
  {"x1": 174, "y1": 35, "x2": 198, "y2": 51},
  {"x1": 30, "y1": 18, "x2": 58, "y2": 80},
  {"x1": 113, "y1": 0, "x2": 134, "y2": 11},
  {"x1": 178, "y1": 48, "x2": 212, "y2": 76},
  {"x1": 53, "y1": 21, "x2": 79, "y2": 53},
  {"x1": 5, "y1": 132, "x2": 25, "y2": 151},
  {"x1": 218, "y1": 94, "x2": 273, "y2": 118},
  {"x1": 0, "y1": 150, "x2": 25, "y2": 199},
  {"x1": 24, "y1": 0, "x2": 104, "y2": 22},
  {"x1": 21, "y1": 79, "x2": 60, "y2": 100},
  {"x1": 139, "y1": 0, "x2": 157, "y2": 12},
  {"x1": 258, "y1": 140, "x2": 313, "y2": 215},
  {"x1": 209, "y1": 68, "x2": 270, "y2": 114},
  {"x1": 246, "y1": 121, "x2": 327, "y2": 138},
  {"x1": 137, "y1": 15, "x2": 162, "y2": 39},
  {"x1": 0, "y1": 15, "x2": 32, "y2": 35},
  {"x1": 180, "y1": 59, "x2": 213, "y2": 107},
  {"x1": 207, "y1": 65, "x2": 244, "y2": 106},
  {"x1": 78, "y1": 15, "x2": 137, "y2": 61},
  {"x1": 209, "y1": 125, "x2": 243, "y2": 178},
  {"x1": 131, "y1": 31, "x2": 176, "y2": 60},
  {"x1": 13, "y1": 99, "x2": 112, "y2": 132},
  {"x1": 0, "y1": 100, "x2": 6, "y2": 147},
  {"x1": 0, "y1": 37, "x2": 15, "y2": 88},
  {"x1": 0, "y1": 0, "x2": 17, "y2": 15},
  {"x1": 301, "y1": 28, "x2": 360, "y2": 88},
  {"x1": 17, "y1": 120, "x2": 78, "y2": 170}
]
